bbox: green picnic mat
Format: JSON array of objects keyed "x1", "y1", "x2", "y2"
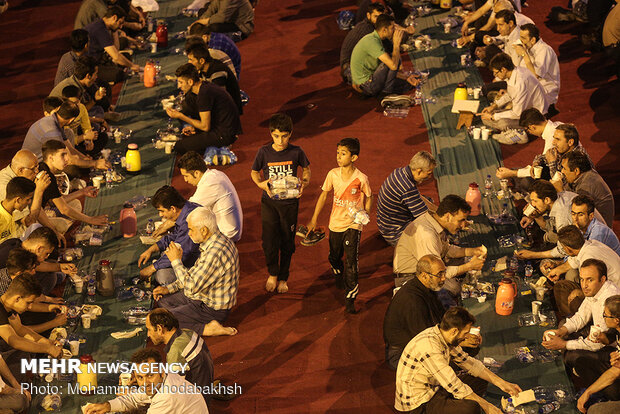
[
  {"x1": 409, "y1": 7, "x2": 579, "y2": 412},
  {"x1": 27, "y1": 1, "x2": 192, "y2": 411},
  {"x1": 408, "y1": 9, "x2": 503, "y2": 199}
]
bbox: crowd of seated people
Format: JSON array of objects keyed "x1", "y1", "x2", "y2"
[
  {"x1": 0, "y1": 0, "x2": 617, "y2": 412},
  {"x1": 327, "y1": 2, "x2": 620, "y2": 413}
]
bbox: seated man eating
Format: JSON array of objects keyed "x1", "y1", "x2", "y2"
[
  {"x1": 165, "y1": 63, "x2": 242, "y2": 156},
  {"x1": 138, "y1": 186, "x2": 201, "y2": 285},
  {"x1": 152, "y1": 207, "x2": 239, "y2": 337}
]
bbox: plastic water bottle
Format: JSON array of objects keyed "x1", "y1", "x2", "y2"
[
  {"x1": 348, "y1": 206, "x2": 370, "y2": 225},
  {"x1": 501, "y1": 203, "x2": 510, "y2": 218},
  {"x1": 270, "y1": 176, "x2": 300, "y2": 200},
  {"x1": 484, "y1": 174, "x2": 494, "y2": 197},
  {"x1": 539, "y1": 401, "x2": 560, "y2": 413},
  {"x1": 86, "y1": 277, "x2": 96, "y2": 303},
  {"x1": 146, "y1": 219, "x2": 155, "y2": 236},
  {"x1": 510, "y1": 253, "x2": 519, "y2": 272},
  {"x1": 272, "y1": 188, "x2": 299, "y2": 200},
  {"x1": 414, "y1": 88, "x2": 423, "y2": 106},
  {"x1": 525, "y1": 262, "x2": 533, "y2": 278},
  {"x1": 106, "y1": 168, "x2": 113, "y2": 188}
]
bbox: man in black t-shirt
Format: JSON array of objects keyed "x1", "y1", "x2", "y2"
[
  {"x1": 0, "y1": 248, "x2": 66, "y2": 334},
  {"x1": 39, "y1": 140, "x2": 108, "y2": 233},
  {"x1": 0, "y1": 226, "x2": 75, "y2": 296},
  {"x1": 165, "y1": 63, "x2": 242, "y2": 156},
  {"x1": 85, "y1": 6, "x2": 139, "y2": 83},
  {"x1": 250, "y1": 114, "x2": 311, "y2": 293},
  {"x1": 186, "y1": 42, "x2": 243, "y2": 114},
  {"x1": 0, "y1": 275, "x2": 63, "y2": 364}
]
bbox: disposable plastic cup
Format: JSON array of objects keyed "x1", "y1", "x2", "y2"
[{"x1": 473, "y1": 127, "x2": 481, "y2": 140}]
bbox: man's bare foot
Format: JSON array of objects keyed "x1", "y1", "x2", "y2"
[
  {"x1": 277, "y1": 281, "x2": 288, "y2": 293},
  {"x1": 203, "y1": 320, "x2": 238, "y2": 336},
  {"x1": 265, "y1": 276, "x2": 277, "y2": 292}
]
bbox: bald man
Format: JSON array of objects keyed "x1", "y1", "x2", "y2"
[
  {"x1": 383, "y1": 255, "x2": 481, "y2": 369},
  {"x1": 0, "y1": 151, "x2": 65, "y2": 245},
  {"x1": 0, "y1": 150, "x2": 39, "y2": 200}
]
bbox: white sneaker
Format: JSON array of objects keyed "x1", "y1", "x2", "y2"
[
  {"x1": 380, "y1": 94, "x2": 413, "y2": 108},
  {"x1": 492, "y1": 129, "x2": 528, "y2": 145}
]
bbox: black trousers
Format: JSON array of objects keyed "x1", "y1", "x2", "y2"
[
  {"x1": 482, "y1": 81, "x2": 508, "y2": 101},
  {"x1": 405, "y1": 374, "x2": 486, "y2": 414},
  {"x1": 20, "y1": 310, "x2": 57, "y2": 337},
  {"x1": 572, "y1": 347, "x2": 620, "y2": 400},
  {"x1": 98, "y1": 64, "x2": 127, "y2": 84},
  {"x1": 76, "y1": 131, "x2": 109, "y2": 158},
  {"x1": 207, "y1": 22, "x2": 240, "y2": 33},
  {"x1": 328, "y1": 228, "x2": 361, "y2": 300},
  {"x1": 261, "y1": 197, "x2": 298, "y2": 281},
  {"x1": 175, "y1": 130, "x2": 236, "y2": 156},
  {"x1": 587, "y1": 0, "x2": 615, "y2": 32}
]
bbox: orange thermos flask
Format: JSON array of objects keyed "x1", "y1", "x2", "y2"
[
  {"x1": 144, "y1": 60, "x2": 156, "y2": 88},
  {"x1": 495, "y1": 278, "x2": 517, "y2": 315}
]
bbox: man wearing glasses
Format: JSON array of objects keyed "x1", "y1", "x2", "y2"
[
  {"x1": 383, "y1": 255, "x2": 481, "y2": 370},
  {"x1": 478, "y1": 53, "x2": 548, "y2": 144},
  {"x1": 0, "y1": 151, "x2": 64, "y2": 244}
]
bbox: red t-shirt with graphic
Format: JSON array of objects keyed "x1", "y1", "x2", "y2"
[{"x1": 322, "y1": 167, "x2": 371, "y2": 232}]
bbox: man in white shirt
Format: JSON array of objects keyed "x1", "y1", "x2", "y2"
[
  {"x1": 483, "y1": 10, "x2": 524, "y2": 65},
  {"x1": 514, "y1": 24, "x2": 561, "y2": 107},
  {"x1": 459, "y1": 0, "x2": 533, "y2": 48},
  {"x1": 551, "y1": 226, "x2": 620, "y2": 317},
  {"x1": 154, "y1": 151, "x2": 242, "y2": 242},
  {"x1": 394, "y1": 195, "x2": 486, "y2": 301},
  {"x1": 496, "y1": 108, "x2": 561, "y2": 191},
  {"x1": 542, "y1": 259, "x2": 620, "y2": 372},
  {"x1": 84, "y1": 348, "x2": 209, "y2": 414},
  {"x1": 480, "y1": 53, "x2": 548, "y2": 143},
  {"x1": 553, "y1": 228, "x2": 620, "y2": 285},
  {"x1": 575, "y1": 295, "x2": 620, "y2": 412}
]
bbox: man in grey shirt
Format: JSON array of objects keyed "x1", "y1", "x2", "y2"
[
  {"x1": 561, "y1": 151, "x2": 614, "y2": 228},
  {"x1": 22, "y1": 101, "x2": 108, "y2": 171},
  {"x1": 74, "y1": 0, "x2": 110, "y2": 29},
  {"x1": 191, "y1": 0, "x2": 255, "y2": 39}
]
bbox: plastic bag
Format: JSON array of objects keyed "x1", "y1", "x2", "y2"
[
  {"x1": 131, "y1": 0, "x2": 159, "y2": 12},
  {"x1": 204, "y1": 146, "x2": 238, "y2": 166},
  {"x1": 337, "y1": 10, "x2": 354, "y2": 30}
]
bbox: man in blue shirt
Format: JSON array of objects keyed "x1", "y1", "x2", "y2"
[
  {"x1": 377, "y1": 151, "x2": 437, "y2": 246},
  {"x1": 138, "y1": 186, "x2": 201, "y2": 284},
  {"x1": 188, "y1": 23, "x2": 241, "y2": 79},
  {"x1": 571, "y1": 195, "x2": 620, "y2": 256}
]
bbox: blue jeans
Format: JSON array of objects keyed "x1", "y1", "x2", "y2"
[{"x1": 359, "y1": 63, "x2": 397, "y2": 96}]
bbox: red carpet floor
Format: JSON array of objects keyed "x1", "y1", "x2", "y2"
[{"x1": 0, "y1": 0, "x2": 618, "y2": 412}]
